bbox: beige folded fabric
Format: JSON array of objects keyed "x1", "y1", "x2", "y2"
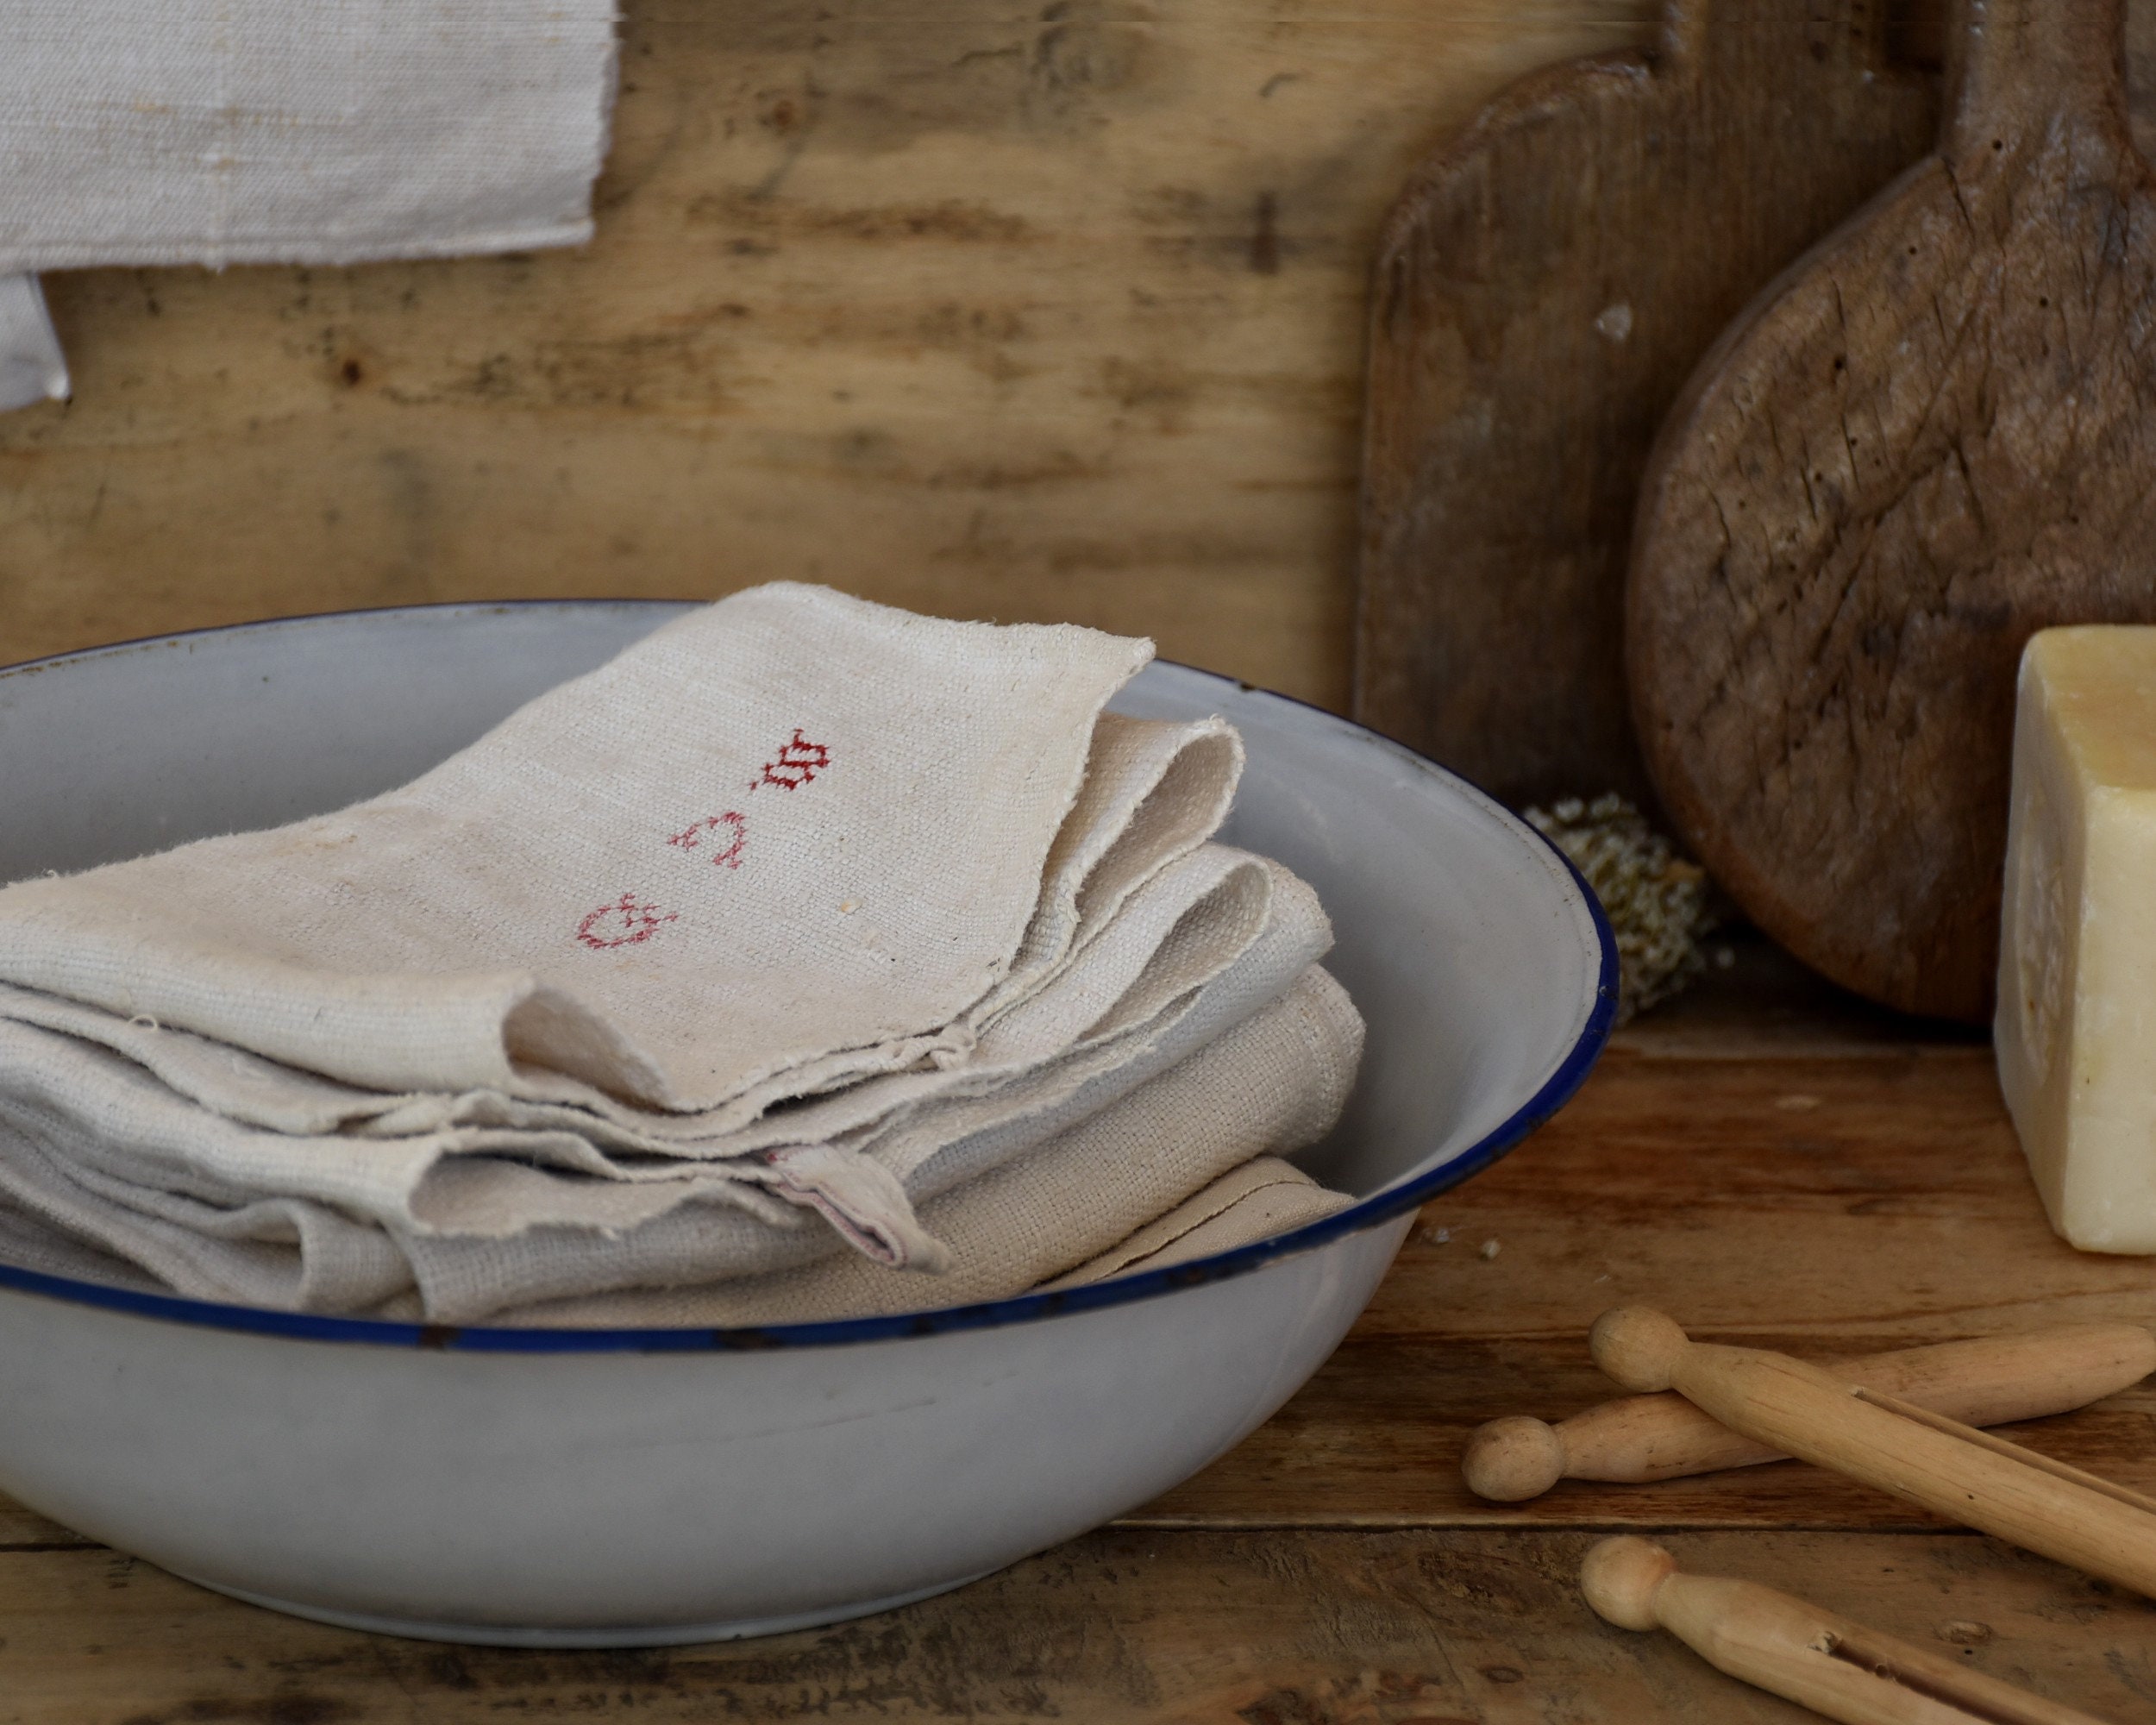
[
  {"x1": 479, "y1": 968, "x2": 1363, "y2": 1327},
  {"x1": 0, "y1": 2, "x2": 619, "y2": 417},
  {"x1": 0, "y1": 837, "x2": 1282, "y2": 1234},
  {"x1": 0, "y1": 586, "x2": 1172, "y2": 1110},
  {"x1": 0, "y1": 699, "x2": 1242, "y2": 1156},
  {"x1": 397, "y1": 862, "x2": 1335, "y2": 1320},
  {"x1": 0, "y1": 586, "x2": 1272, "y2": 1269},
  {"x1": 0, "y1": 861, "x2": 1335, "y2": 1320},
  {"x1": 0, "y1": 1201, "x2": 154, "y2": 1293},
  {"x1": 0, "y1": 0, "x2": 617, "y2": 275},
  {"x1": 0, "y1": 586, "x2": 1371, "y2": 1320},
  {"x1": 0, "y1": 834, "x2": 1275, "y2": 1179},
  {"x1": 1042, "y1": 1157, "x2": 1354, "y2": 1289},
  {"x1": 0, "y1": 966, "x2": 1358, "y2": 1324}
]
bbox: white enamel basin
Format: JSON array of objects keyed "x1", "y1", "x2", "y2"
[{"x1": 0, "y1": 603, "x2": 1614, "y2": 1646}]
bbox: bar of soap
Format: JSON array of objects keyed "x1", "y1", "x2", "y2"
[{"x1": 1997, "y1": 626, "x2": 2156, "y2": 1252}]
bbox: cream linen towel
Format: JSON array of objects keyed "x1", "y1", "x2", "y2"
[
  {"x1": 476, "y1": 967, "x2": 1363, "y2": 1327},
  {"x1": 0, "y1": 842, "x2": 1274, "y2": 1245},
  {"x1": 0, "y1": 829, "x2": 1272, "y2": 1280},
  {"x1": 0, "y1": 586, "x2": 1166, "y2": 1108},
  {"x1": 0, "y1": 279, "x2": 67, "y2": 412},
  {"x1": 0, "y1": 852, "x2": 1334, "y2": 1320},
  {"x1": 1042, "y1": 1157, "x2": 1354, "y2": 1289},
  {"x1": 0, "y1": 585, "x2": 1344, "y2": 1297},
  {"x1": 0, "y1": 965, "x2": 1358, "y2": 1322},
  {"x1": 0, "y1": 3, "x2": 617, "y2": 411},
  {"x1": 402, "y1": 860, "x2": 1336, "y2": 1319},
  {"x1": 0, "y1": 2, "x2": 617, "y2": 273},
  {"x1": 0, "y1": 718, "x2": 1244, "y2": 1152}
]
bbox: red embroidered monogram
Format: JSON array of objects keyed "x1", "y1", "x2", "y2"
[
  {"x1": 576, "y1": 894, "x2": 680, "y2": 949},
  {"x1": 752, "y1": 729, "x2": 830, "y2": 793},
  {"x1": 629, "y1": 731, "x2": 828, "y2": 938},
  {"x1": 666, "y1": 811, "x2": 748, "y2": 869}
]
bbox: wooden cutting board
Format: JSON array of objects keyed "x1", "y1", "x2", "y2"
[
  {"x1": 1355, "y1": 1, "x2": 1937, "y2": 812},
  {"x1": 1628, "y1": 0, "x2": 2156, "y2": 1024}
]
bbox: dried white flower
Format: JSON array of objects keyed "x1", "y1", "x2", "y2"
[{"x1": 1525, "y1": 794, "x2": 1718, "y2": 1025}]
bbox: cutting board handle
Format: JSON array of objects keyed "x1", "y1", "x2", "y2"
[
  {"x1": 1946, "y1": 0, "x2": 2127, "y2": 160},
  {"x1": 1654, "y1": 0, "x2": 1905, "y2": 80},
  {"x1": 1657, "y1": 1, "x2": 1708, "y2": 68}
]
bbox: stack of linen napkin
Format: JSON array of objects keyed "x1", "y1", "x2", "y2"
[{"x1": 0, "y1": 585, "x2": 1360, "y2": 1324}]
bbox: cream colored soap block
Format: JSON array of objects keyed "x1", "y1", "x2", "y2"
[{"x1": 1997, "y1": 626, "x2": 2156, "y2": 1253}]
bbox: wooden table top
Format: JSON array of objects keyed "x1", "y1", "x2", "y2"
[{"x1": 5, "y1": 938, "x2": 2153, "y2": 1722}]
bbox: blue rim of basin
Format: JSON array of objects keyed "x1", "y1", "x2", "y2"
[{"x1": 0, "y1": 603, "x2": 1620, "y2": 1353}]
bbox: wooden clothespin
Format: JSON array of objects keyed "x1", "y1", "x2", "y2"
[
  {"x1": 1462, "y1": 1324, "x2": 2155, "y2": 1502},
  {"x1": 1582, "y1": 1536, "x2": 2115, "y2": 1725},
  {"x1": 1589, "y1": 1308, "x2": 2156, "y2": 1598}
]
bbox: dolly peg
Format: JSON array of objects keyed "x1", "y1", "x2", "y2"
[
  {"x1": 1585, "y1": 1308, "x2": 2156, "y2": 1600},
  {"x1": 1458, "y1": 1416, "x2": 1568, "y2": 1502},
  {"x1": 1581, "y1": 1537, "x2": 2113, "y2": 1725},
  {"x1": 1587, "y1": 1305, "x2": 1688, "y2": 1392},
  {"x1": 1463, "y1": 1324, "x2": 2156, "y2": 1502}
]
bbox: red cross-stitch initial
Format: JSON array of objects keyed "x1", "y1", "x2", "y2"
[
  {"x1": 576, "y1": 894, "x2": 679, "y2": 949},
  {"x1": 753, "y1": 729, "x2": 830, "y2": 793},
  {"x1": 666, "y1": 811, "x2": 748, "y2": 868}
]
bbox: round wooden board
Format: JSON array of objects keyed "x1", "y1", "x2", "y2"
[{"x1": 1627, "y1": 0, "x2": 2156, "y2": 1022}]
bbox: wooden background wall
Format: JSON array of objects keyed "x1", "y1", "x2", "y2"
[
  {"x1": 0, "y1": 1, "x2": 1662, "y2": 711},
  {"x1": 1, "y1": 3, "x2": 2139, "y2": 713}
]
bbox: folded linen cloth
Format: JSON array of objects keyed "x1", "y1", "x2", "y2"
[
  {"x1": 0, "y1": 585, "x2": 1205, "y2": 1108},
  {"x1": 0, "y1": 2, "x2": 617, "y2": 274},
  {"x1": 0, "y1": 2, "x2": 618, "y2": 412},
  {"x1": 0, "y1": 852, "x2": 1334, "y2": 1319},
  {"x1": 0, "y1": 807, "x2": 1259, "y2": 1166},
  {"x1": 397, "y1": 861, "x2": 1334, "y2": 1319},
  {"x1": 0, "y1": 1145, "x2": 1364, "y2": 1314},
  {"x1": 467, "y1": 969, "x2": 1363, "y2": 1327},
  {"x1": 1041, "y1": 1157, "x2": 1354, "y2": 1290},
  {"x1": 0, "y1": 586, "x2": 1228, "y2": 1251},
  {"x1": 0, "y1": 584, "x2": 1363, "y2": 1319},
  {"x1": 0, "y1": 278, "x2": 67, "y2": 412}
]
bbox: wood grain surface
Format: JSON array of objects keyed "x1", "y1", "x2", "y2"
[
  {"x1": 7, "y1": 940, "x2": 2156, "y2": 1720},
  {"x1": 1355, "y1": 0, "x2": 1937, "y2": 812},
  {"x1": 1628, "y1": 0, "x2": 2156, "y2": 1023},
  {"x1": 0, "y1": 0, "x2": 1663, "y2": 713},
  {"x1": 1575, "y1": 1536, "x2": 2125, "y2": 1725},
  {"x1": 3, "y1": 1533, "x2": 2148, "y2": 1725}
]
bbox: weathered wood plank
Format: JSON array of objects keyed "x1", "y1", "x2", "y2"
[
  {"x1": 1356, "y1": 0, "x2": 1937, "y2": 812},
  {"x1": 1368, "y1": 1051, "x2": 2154, "y2": 1353},
  {"x1": 0, "y1": 1530, "x2": 2145, "y2": 1723},
  {"x1": 0, "y1": 0, "x2": 1659, "y2": 712},
  {"x1": 1127, "y1": 1333, "x2": 2156, "y2": 1531},
  {"x1": 0, "y1": 1497, "x2": 86, "y2": 1551}
]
